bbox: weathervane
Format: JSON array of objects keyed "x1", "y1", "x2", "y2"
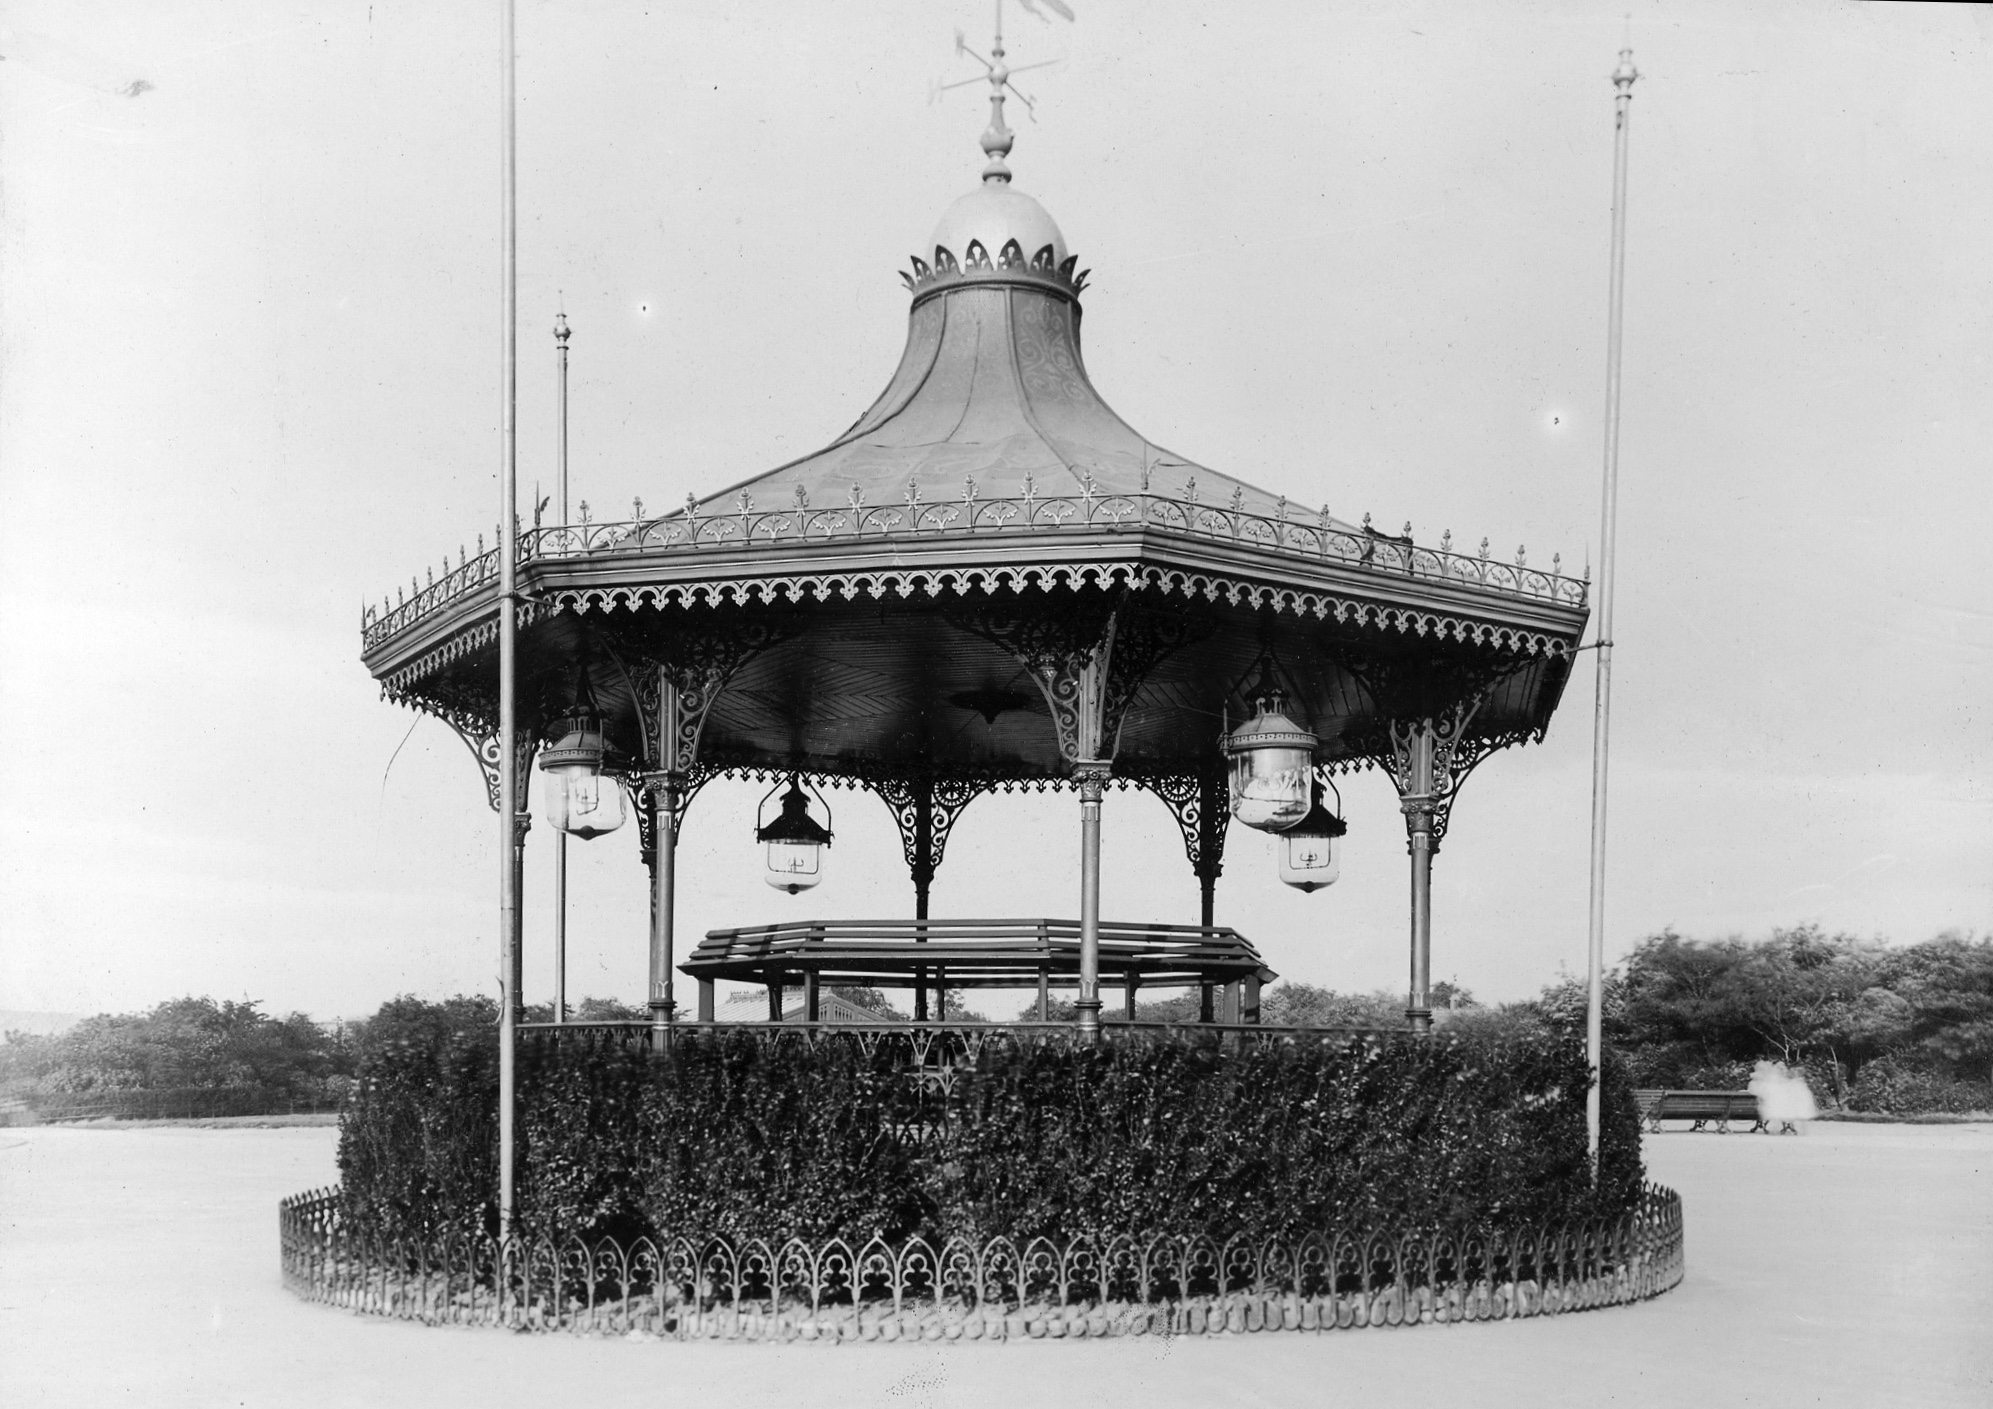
[{"x1": 934, "y1": 1, "x2": 1072, "y2": 183}]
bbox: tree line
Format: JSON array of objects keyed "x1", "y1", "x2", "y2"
[
  {"x1": 0, "y1": 994, "x2": 648, "y2": 1120},
  {"x1": 1057, "y1": 925, "x2": 1992, "y2": 1114},
  {"x1": 4, "y1": 926, "x2": 1986, "y2": 1120}
]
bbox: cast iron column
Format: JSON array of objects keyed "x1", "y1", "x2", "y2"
[
  {"x1": 643, "y1": 772, "x2": 681, "y2": 1038},
  {"x1": 1196, "y1": 768, "x2": 1224, "y2": 1024},
  {"x1": 1399, "y1": 724, "x2": 1439, "y2": 1033},
  {"x1": 913, "y1": 781, "x2": 933, "y2": 1021},
  {"x1": 1075, "y1": 760, "x2": 1111, "y2": 1039}
]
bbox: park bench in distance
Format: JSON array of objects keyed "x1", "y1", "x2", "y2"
[{"x1": 1633, "y1": 1089, "x2": 1797, "y2": 1135}]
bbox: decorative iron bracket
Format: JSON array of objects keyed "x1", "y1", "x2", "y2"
[
  {"x1": 947, "y1": 590, "x2": 1211, "y2": 766},
  {"x1": 606, "y1": 618, "x2": 793, "y2": 775},
  {"x1": 874, "y1": 775, "x2": 991, "y2": 887},
  {"x1": 1124, "y1": 765, "x2": 1229, "y2": 882},
  {"x1": 1376, "y1": 698, "x2": 1539, "y2": 853},
  {"x1": 441, "y1": 716, "x2": 539, "y2": 814},
  {"x1": 1331, "y1": 643, "x2": 1540, "y2": 854}
]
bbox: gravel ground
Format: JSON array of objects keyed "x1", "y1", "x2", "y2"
[{"x1": 1, "y1": 1120, "x2": 1987, "y2": 1408}]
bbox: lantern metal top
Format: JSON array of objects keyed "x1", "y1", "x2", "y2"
[
  {"x1": 1224, "y1": 692, "x2": 1319, "y2": 759},
  {"x1": 538, "y1": 709, "x2": 607, "y2": 773},
  {"x1": 1285, "y1": 794, "x2": 1348, "y2": 840},
  {"x1": 756, "y1": 780, "x2": 833, "y2": 847}
]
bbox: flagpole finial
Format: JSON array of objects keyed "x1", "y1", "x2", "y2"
[{"x1": 1612, "y1": 47, "x2": 1638, "y2": 93}]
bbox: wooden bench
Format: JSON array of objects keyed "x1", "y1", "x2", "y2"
[
  {"x1": 1633, "y1": 1088, "x2": 1796, "y2": 1135},
  {"x1": 682, "y1": 917, "x2": 1278, "y2": 1022}
]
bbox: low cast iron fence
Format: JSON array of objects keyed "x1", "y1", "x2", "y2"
[
  {"x1": 20, "y1": 1085, "x2": 345, "y2": 1123},
  {"x1": 515, "y1": 1019, "x2": 1402, "y2": 1059},
  {"x1": 279, "y1": 1184, "x2": 1683, "y2": 1342}
]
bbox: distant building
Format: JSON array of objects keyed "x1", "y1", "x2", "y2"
[{"x1": 712, "y1": 990, "x2": 905, "y2": 1025}]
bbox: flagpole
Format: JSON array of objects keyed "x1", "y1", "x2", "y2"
[
  {"x1": 1586, "y1": 47, "x2": 1637, "y2": 1174},
  {"x1": 553, "y1": 311, "x2": 570, "y2": 1026},
  {"x1": 497, "y1": 0, "x2": 520, "y2": 1233}
]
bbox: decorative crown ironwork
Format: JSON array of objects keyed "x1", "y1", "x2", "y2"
[{"x1": 901, "y1": 243, "x2": 1088, "y2": 300}]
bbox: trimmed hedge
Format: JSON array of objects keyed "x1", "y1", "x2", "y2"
[{"x1": 339, "y1": 1024, "x2": 1644, "y2": 1247}]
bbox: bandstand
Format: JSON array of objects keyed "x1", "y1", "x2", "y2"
[
  {"x1": 307, "y1": 27, "x2": 1695, "y2": 1347},
  {"x1": 359, "y1": 53, "x2": 1589, "y2": 1043}
]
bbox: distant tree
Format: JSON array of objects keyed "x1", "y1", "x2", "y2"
[
  {"x1": 1880, "y1": 933, "x2": 1993, "y2": 1083},
  {"x1": 1133, "y1": 993, "x2": 1202, "y2": 1023},
  {"x1": 572, "y1": 996, "x2": 650, "y2": 1022},
  {"x1": 826, "y1": 986, "x2": 907, "y2": 1019},
  {"x1": 351, "y1": 995, "x2": 498, "y2": 1062},
  {"x1": 0, "y1": 997, "x2": 354, "y2": 1114},
  {"x1": 935, "y1": 990, "x2": 990, "y2": 1022},
  {"x1": 519, "y1": 996, "x2": 649, "y2": 1023},
  {"x1": 1551, "y1": 926, "x2": 1993, "y2": 1106},
  {"x1": 1429, "y1": 980, "x2": 1478, "y2": 1011},
  {"x1": 1261, "y1": 982, "x2": 1402, "y2": 1028},
  {"x1": 1013, "y1": 983, "x2": 1415, "y2": 1027}
]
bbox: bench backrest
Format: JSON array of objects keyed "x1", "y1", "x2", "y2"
[{"x1": 1653, "y1": 1090, "x2": 1759, "y2": 1119}]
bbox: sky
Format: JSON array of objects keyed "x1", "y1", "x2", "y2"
[{"x1": 0, "y1": 0, "x2": 1987, "y2": 1021}]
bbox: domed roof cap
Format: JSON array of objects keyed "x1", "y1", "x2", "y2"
[{"x1": 930, "y1": 184, "x2": 1067, "y2": 271}]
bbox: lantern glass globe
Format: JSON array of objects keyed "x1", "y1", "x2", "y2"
[
  {"x1": 1277, "y1": 791, "x2": 1348, "y2": 892},
  {"x1": 1223, "y1": 693, "x2": 1318, "y2": 832},
  {"x1": 545, "y1": 764, "x2": 626, "y2": 839},
  {"x1": 1280, "y1": 828, "x2": 1341, "y2": 891},
  {"x1": 1229, "y1": 748, "x2": 1314, "y2": 831},
  {"x1": 539, "y1": 713, "x2": 626, "y2": 839},
  {"x1": 765, "y1": 839, "x2": 825, "y2": 893}
]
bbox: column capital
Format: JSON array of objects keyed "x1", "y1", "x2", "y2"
[
  {"x1": 632, "y1": 769, "x2": 684, "y2": 805},
  {"x1": 1073, "y1": 759, "x2": 1112, "y2": 802},
  {"x1": 511, "y1": 811, "x2": 533, "y2": 844}
]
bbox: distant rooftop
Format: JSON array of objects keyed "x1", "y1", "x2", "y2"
[{"x1": 713, "y1": 989, "x2": 906, "y2": 1025}]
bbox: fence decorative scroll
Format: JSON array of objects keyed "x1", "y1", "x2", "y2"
[
  {"x1": 280, "y1": 1185, "x2": 1683, "y2": 1343},
  {"x1": 361, "y1": 492, "x2": 1589, "y2": 652}
]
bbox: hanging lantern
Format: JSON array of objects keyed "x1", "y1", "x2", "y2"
[
  {"x1": 1279, "y1": 781, "x2": 1347, "y2": 892},
  {"x1": 1223, "y1": 687, "x2": 1318, "y2": 832},
  {"x1": 539, "y1": 707, "x2": 626, "y2": 839},
  {"x1": 756, "y1": 777, "x2": 833, "y2": 893}
]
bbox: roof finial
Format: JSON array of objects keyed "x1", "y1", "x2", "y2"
[{"x1": 946, "y1": 2, "x2": 1071, "y2": 184}]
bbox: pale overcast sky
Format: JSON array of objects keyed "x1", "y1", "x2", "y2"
[{"x1": 1, "y1": 0, "x2": 1987, "y2": 1019}]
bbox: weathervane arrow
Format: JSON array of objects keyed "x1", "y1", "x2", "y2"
[{"x1": 937, "y1": 1, "x2": 1072, "y2": 162}]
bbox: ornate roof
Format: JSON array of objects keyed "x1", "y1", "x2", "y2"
[
  {"x1": 690, "y1": 178, "x2": 1300, "y2": 523},
  {"x1": 357, "y1": 71, "x2": 1590, "y2": 805}
]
